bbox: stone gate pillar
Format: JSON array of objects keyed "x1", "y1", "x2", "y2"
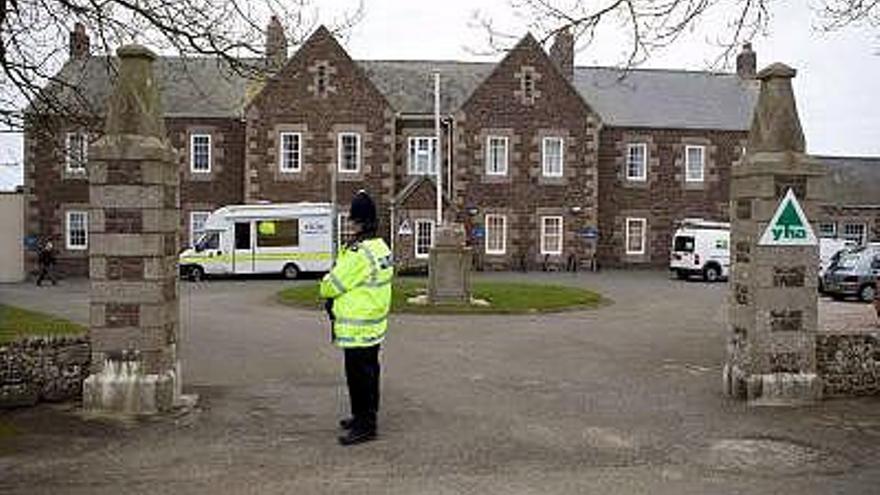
[
  {"x1": 83, "y1": 45, "x2": 183, "y2": 413},
  {"x1": 723, "y1": 63, "x2": 826, "y2": 404}
]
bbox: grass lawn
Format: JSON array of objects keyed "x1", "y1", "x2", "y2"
[
  {"x1": 278, "y1": 277, "x2": 605, "y2": 314},
  {"x1": 0, "y1": 304, "x2": 87, "y2": 344}
]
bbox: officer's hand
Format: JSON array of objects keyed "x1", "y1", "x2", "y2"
[{"x1": 324, "y1": 298, "x2": 335, "y2": 320}]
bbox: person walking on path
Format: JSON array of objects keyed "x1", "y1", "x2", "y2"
[
  {"x1": 320, "y1": 191, "x2": 394, "y2": 446},
  {"x1": 36, "y1": 240, "x2": 58, "y2": 286}
]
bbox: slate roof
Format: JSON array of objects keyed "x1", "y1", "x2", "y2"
[
  {"x1": 357, "y1": 60, "x2": 494, "y2": 115},
  {"x1": 39, "y1": 56, "x2": 261, "y2": 118},
  {"x1": 572, "y1": 67, "x2": 759, "y2": 130},
  {"x1": 820, "y1": 156, "x2": 880, "y2": 207},
  {"x1": 42, "y1": 56, "x2": 758, "y2": 130}
]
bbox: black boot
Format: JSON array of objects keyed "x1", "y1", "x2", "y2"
[
  {"x1": 338, "y1": 426, "x2": 376, "y2": 446},
  {"x1": 339, "y1": 417, "x2": 355, "y2": 430}
]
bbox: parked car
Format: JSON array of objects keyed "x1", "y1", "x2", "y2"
[
  {"x1": 669, "y1": 219, "x2": 730, "y2": 282},
  {"x1": 822, "y1": 245, "x2": 880, "y2": 302}
]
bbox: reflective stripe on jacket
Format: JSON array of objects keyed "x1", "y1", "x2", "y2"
[{"x1": 320, "y1": 237, "x2": 393, "y2": 348}]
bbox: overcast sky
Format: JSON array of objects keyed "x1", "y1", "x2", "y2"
[{"x1": 1, "y1": 0, "x2": 877, "y2": 189}]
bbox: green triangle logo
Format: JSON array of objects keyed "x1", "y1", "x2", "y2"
[
  {"x1": 758, "y1": 188, "x2": 817, "y2": 246},
  {"x1": 777, "y1": 200, "x2": 804, "y2": 228}
]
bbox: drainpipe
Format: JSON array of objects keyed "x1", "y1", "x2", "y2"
[{"x1": 389, "y1": 202, "x2": 396, "y2": 258}]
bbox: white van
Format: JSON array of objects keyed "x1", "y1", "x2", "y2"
[
  {"x1": 670, "y1": 219, "x2": 730, "y2": 282},
  {"x1": 179, "y1": 203, "x2": 333, "y2": 281}
]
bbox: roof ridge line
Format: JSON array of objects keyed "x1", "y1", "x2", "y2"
[{"x1": 574, "y1": 65, "x2": 738, "y2": 76}]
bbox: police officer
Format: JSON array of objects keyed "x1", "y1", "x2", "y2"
[{"x1": 320, "y1": 191, "x2": 393, "y2": 446}]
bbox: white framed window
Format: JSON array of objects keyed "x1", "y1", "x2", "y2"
[
  {"x1": 279, "y1": 132, "x2": 302, "y2": 172},
  {"x1": 414, "y1": 219, "x2": 435, "y2": 259},
  {"x1": 540, "y1": 216, "x2": 563, "y2": 255},
  {"x1": 626, "y1": 143, "x2": 647, "y2": 181},
  {"x1": 190, "y1": 134, "x2": 212, "y2": 173},
  {"x1": 685, "y1": 145, "x2": 705, "y2": 182},
  {"x1": 65, "y1": 132, "x2": 88, "y2": 173},
  {"x1": 486, "y1": 136, "x2": 508, "y2": 176},
  {"x1": 337, "y1": 213, "x2": 356, "y2": 248},
  {"x1": 485, "y1": 214, "x2": 507, "y2": 255},
  {"x1": 190, "y1": 211, "x2": 210, "y2": 246},
  {"x1": 625, "y1": 217, "x2": 647, "y2": 255},
  {"x1": 338, "y1": 132, "x2": 361, "y2": 173},
  {"x1": 408, "y1": 136, "x2": 438, "y2": 175},
  {"x1": 66, "y1": 210, "x2": 88, "y2": 250},
  {"x1": 842, "y1": 222, "x2": 867, "y2": 246},
  {"x1": 542, "y1": 137, "x2": 564, "y2": 177},
  {"x1": 818, "y1": 222, "x2": 837, "y2": 239}
]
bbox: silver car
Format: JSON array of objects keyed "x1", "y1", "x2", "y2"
[{"x1": 822, "y1": 246, "x2": 880, "y2": 302}]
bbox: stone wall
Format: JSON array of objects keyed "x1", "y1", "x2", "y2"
[
  {"x1": 454, "y1": 34, "x2": 600, "y2": 271},
  {"x1": 597, "y1": 126, "x2": 747, "y2": 267},
  {"x1": 244, "y1": 26, "x2": 395, "y2": 237},
  {"x1": 817, "y1": 331, "x2": 880, "y2": 397},
  {"x1": 23, "y1": 115, "x2": 245, "y2": 277},
  {"x1": 0, "y1": 336, "x2": 90, "y2": 407}
]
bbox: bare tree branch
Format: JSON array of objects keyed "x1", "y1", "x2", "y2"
[
  {"x1": 0, "y1": 0, "x2": 360, "y2": 135},
  {"x1": 475, "y1": 0, "x2": 876, "y2": 70}
]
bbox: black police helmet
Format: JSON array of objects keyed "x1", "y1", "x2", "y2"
[{"x1": 349, "y1": 190, "x2": 378, "y2": 234}]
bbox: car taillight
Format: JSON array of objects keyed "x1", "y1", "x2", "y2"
[{"x1": 695, "y1": 254, "x2": 701, "y2": 265}]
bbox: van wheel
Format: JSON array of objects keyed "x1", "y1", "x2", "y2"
[
  {"x1": 282, "y1": 263, "x2": 300, "y2": 280},
  {"x1": 675, "y1": 270, "x2": 688, "y2": 280},
  {"x1": 189, "y1": 266, "x2": 204, "y2": 282},
  {"x1": 860, "y1": 284, "x2": 876, "y2": 303},
  {"x1": 703, "y1": 264, "x2": 721, "y2": 283}
]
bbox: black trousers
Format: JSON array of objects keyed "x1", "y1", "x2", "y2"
[
  {"x1": 344, "y1": 344, "x2": 381, "y2": 430},
  {"x1": 36, "y1": 264, "x2": 57, "y2": 285}
]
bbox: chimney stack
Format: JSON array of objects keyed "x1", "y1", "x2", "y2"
[
  {"x1": 736, "y1": 43, "x2": 756, "y2": 79},
  {"x1": 549, "y1": 28, "x2": 574, "y2": 81},
  {"x1": 69, "y1": 22, "x2": 90, "y2": 59},
  {"x1": 266, "y1": 15, "x2": 288, "y2": 69}
]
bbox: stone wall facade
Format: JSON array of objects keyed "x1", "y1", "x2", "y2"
[
  {"x1": 245, "y1": 26, "x2": 395, "y2": 241},
  {"x1": 24, "y1": 28, "x2": 805, "y2": 275},
  {"x1": 23, "y1": 116, "x2": 245, "y2": 277},
  {"x1": 0, "y1": 336, "x2": 90, "y2": 407},
  {"x1": 817, "y1": 204, "x2": 880, "y2": 245},
  {"x1": 597, "y1": 126, "x2": 747, "y2": 267},
  {"x1": 454, "y1": 35, "x2": 600, "y2": 271}
]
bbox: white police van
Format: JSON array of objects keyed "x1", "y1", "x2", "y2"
[
  {"x1": 179, "y1": 203, "x2": 333, "y2": 281},
  {"x1": 669, "y1": 218, "x2": 730, "y2": 282}
]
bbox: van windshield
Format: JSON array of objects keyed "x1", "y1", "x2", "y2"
[
  {"x1": 195, "y1": 232, "x2": 219, "y2": 251},
  {"x1": 674, "y1": 236, "x2": 695, "y2": 253}
]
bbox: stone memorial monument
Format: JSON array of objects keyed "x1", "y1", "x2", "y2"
[
  {"x1": 723, "y1": 63, "x2": 826, "y2": 404},
  {"x1": 83, "y1": 45, "x2": 185, "y2": 414},
  {"x1": 428, "y1": 223, "x2": 472, "y2": 304}
]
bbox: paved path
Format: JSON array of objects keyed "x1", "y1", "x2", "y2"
[{"x1": 1, "y1": 271, "x2": 880, "y2": 494}]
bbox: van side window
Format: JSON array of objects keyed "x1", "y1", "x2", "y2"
[
  {"x1": 674, "y1": 236, "x2": 695, "y2": 253},
  {"x1": 235, "y1": 222, "x2": 250, "y2": 250},
  {"x1": 258, "y1": 220, "x2": 299, "y2": 247}
]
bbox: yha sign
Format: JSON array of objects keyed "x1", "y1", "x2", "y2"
[{"x1": 758, "y1": 189, "x2": 817, "y2": 246}]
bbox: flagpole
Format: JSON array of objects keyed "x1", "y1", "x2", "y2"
[{"x1": 434, "y1": 71, "x2": 442, "y2": 226}]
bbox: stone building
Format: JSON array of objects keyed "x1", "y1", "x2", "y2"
[{"x1": 23, "y1": 23, "x2": 880, "y2": 276}]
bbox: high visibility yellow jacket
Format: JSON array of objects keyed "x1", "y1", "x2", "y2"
[{"x1": 320, "y1": 237, "x2": 393, "y2": 348}]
